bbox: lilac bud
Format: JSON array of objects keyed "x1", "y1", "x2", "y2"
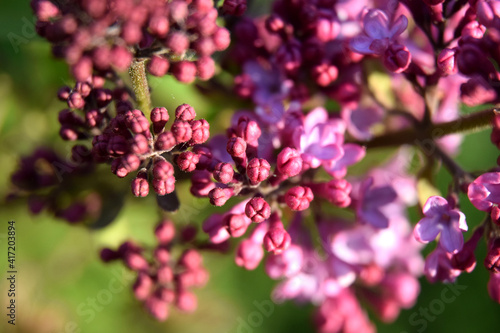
[
  {"x1": 145, "y1": 295, "x2": 169, "y2": 321},
  {"x1": 208, "y1": 187, "x2": 234, "y2": 206},
  {"x1": 152, "y1": 176, "x2": 176, "y2": 195},
  {"x1": 315, "y1": 15, "x2": 340, "y2": 42},
  {"x1": 148, "y1": 15, "x2": 169, "y2": 37},
  {"x1": 213, "y1": 162, "x2": 234, "y2": 184},
  {"x1": 110, "y1": 46, "x2": 133, "y2": 71},
  {"x1": 312, "y1": 63, "x2": 338, "y2": 87},
  {"x1": 155, "y1": 220, "x2": 176, "y2": 244},
  {"x1": 157, "y1": 265, "x2": 174, "y2": 284},
  {"x1": 68, "y1": 92, "x2": 85, "y2": 109},
  {"x1": 437, "y1": 48, "x2": 458, "y2": 76},
  {"x1": 175, "y1": 104, "x2": 196, "y2": 121},
  {"x1": 107, "y1": 135, "x2": 129, "y2": 156},
  {"x1": 263, "y1": 227, "x2": 291, "y2": 255},
  {"x1": 488, "y1": 272, "x2": 500, "y2": 303},
  {"x1": 190, "y1": 119, "x2": 210, "y2": 144},
  {"x1": 224, "y1": 213, "x2": 251, "y2": 237},
  {"x1": 226, "y1": 137, "x2": 247, "y2": 157},
  {"x1": 152, "y1": 159, "x2": 174, "y2": 180},
  {"x1": 175, "y1": 290, "x2": 197, "y2": 312},
  {"x1": 33, "y1": 0, "x2": 60, "y2": 21},
  {"x1": 154, "y1": 247, "x2": 171, "y2": 264},
  {"x1": 172, "y1": 61, "x2": 197, "y2": 83},
  {"x1": 246, "y1": 158, "x2": 270, "y2": 185},
  {"x1": 124, "y1": 252, "x2": 149, "y2": 271},
  {"x1": 277, "y1": 147, "x2": 302, "y2": 177},
  {"x1": 155, "y1": 131, "x2": 177, "y2": 151},
  {"x1": 133, "y1": 272, "x2": 153, "y2": 300},
  {"x1": 192, "y1": 146, "x2": 213, "y2": 170},
  {"x1": 148, "y1": 55, "x2": 170, "y2": 77},
  {"x1": 100, "y1": 248, "x2": 120, "y2": 262},
  {"x1": 196, "y1": 56, "x2": 215, "y2": 80},
  {"x1": 383, "y1": 44, "x2": 411, "y2": 73},
  {"x1": 112, "y1": 154, "x2": 141, "y2": 178},
  {"x1": 235, "y1": 239, "x2": 264, "y2": 270},
  {"x1": 166, "y1": 32, "x2": 190, "y2": 55},
  {"x1": 285, "y1": 186, "x2": 313, "y2": 211},
  {"x1": 171, "y1": 120, "x2": 193, "y2": 143},
  {"x1": 131, "y1": 171, "x2": 149, "y2": 197},
  {"x1": 125, "y1": 109, "x2": 150, "y2": 134},
  {"x1": 212, "y1": 27, "x2": 231, "y2": 51},
  {"x1": 151, "y1": 107, "x2": 169, "y2": 134},
  {"x1": 222, "y1": 0, "x2": 247, "y2": 16},
  {"x1": 245, "y1": 197, "x2": 271, "y2": 223},
  {"x1": 176, "y1": 151, "x2": 199, "y2": 172},
  {"x1": 57, "y1": 86, "x2": 71, "y2": 101},
  {"x1": 178, "y1": 249, "x2": 203, "y2": 270},
  {"x1": 71, "y1": 56, "x2": 93, "y2": 82},
  {"x1": 190, "y1": 170, "x2": 216, "y2": 197},
  {"x1": 130, "y1": 134, "x2": 150, "y2": 155},
  {"x1": 321, "y1": 179, "x2": 352, "y2": 207},
  {"x1": 485, "y1": 238, "x2": 500, "y2": 273},
  {"x1": 235, "y1": 117, "x2": 261, "y2": 142},
  {"x1": 460, "y1": 76, "x2": 497, "y2": 107}
]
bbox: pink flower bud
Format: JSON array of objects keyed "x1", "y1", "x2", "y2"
[
  {"x1": 277, "y1": 147, "x2": 302, "y2": 177},
  {"x1": 224, "y1": 213, "x2": 251, "y2": 237},
  {"x1": 437, "y1": 48, "x2": 458, "y2": 76},
  {"x1": 485, "y1": 238, "x2": 500, "y2": 273},
  {"x1": 383, "y1": 43, "x2": 411, "y2": 73},
  {"x1": 145, "y1": 295, "x2": 169, "y2": 321},
  {"x1": 212, "y1": 27, "x2": 231, "y2": 51},
  {"x1": 112, "y1": 154, "x2": 141, "y2": 178},
  {"x1": 172, "y1": 61, "x2": 197, "y2": 83},
  {"x1": 263, "y1": 227, "x2": 292, "y2": 254},
  {"x1": 235, "y1": 117, "x2": 261, "y2": 142},
  {"x1": 171, "y1": 120, "x2": 193, "y2": 143},
  {"x1": 226, "y1": 137, "x2": 247, "y2": 157},
  {"x1": 125, "y1": 109, "x2": 150, "y2": 134},
  {"x1": 155, "y1": 220, "x2": 175, "y2": 244},
  {"x1": 152, "y1": 159, "x2": 174, "y2": 180},
  {"x1": 133, "y1": 272, "x2": 153, "y2": 301},
  {"x1": 150, "y1": 107, "x2": 169, "y2": 134},
  {"x1": 178, "y1": 249, "x2": 203, "y2": 270},
  {"x1": 131, "y1": 173, "x2": 149, "y2": 197},
  {"x1": 176, "y1": 151, "x2": 199, "y2": 172},
  {"x1": 152, "y1": 176, "x2": 176, "y2": 195},
  {"x1": 235, "y1": 239, "x2": 264, "y2": 270},
  {"x1": 213, "y1": 162, "x2": 234, "y2": 184},
  {"x1": 148, "y1": 55, "x2": 170, "y2": 77},
  {"x1": 130, "y1": 134, "x2": 150, "y2": 155},
  {"x1": 190, "y1": 170, "x2": 216, "y2": 197},
  {"x1": 124, "y1": 252, "x2": 149, "y2": 271},
  {"x1": 208, "y1": 187, "x2": 234, "y2": 206},
  {"x1": 190, "y1": 119, "x2": 210, "y2": 144},
  {"x1": 154, "y1": 247, "x2": 170, "y2": 264},
  {"x1": 196, "y1": 56, "x2": 216, "y2": 80},
  {"x1": 175, "y1": 104, "x2": 196, "y2": 121},
  {"x1": 312, "y1": 62, "x2": 338, "y2": 87},
  {"x1": 68, "y1": 92, "x2": 85, "y2": 109},
  {"x1": 155, "y1": 131, "x2": 177, "y2": 151},
  {"x1": 148, "y1": 15, "x2": 169, "y2": 37},
  {"x1": 107, "y1": 135, "x2": 129, "y2": 156},
  {"x1": 175, "y1": 290, "x2": 197, "y2": 312},
  {"x1": 245, "y1": 197, "x2": 271, "y2": 223},
  {"x1": 321, "y1": 179, "x2": 351, "y2": 207},
  {"x1": 192, "y1": 146, "x2": 213, "y2": 170},
  {"x1": 285, "y1": 186, "x2": 313, "y2": 211},
  {"x1": 157, "y1": 265, "x2": 174, "y2": 283}
]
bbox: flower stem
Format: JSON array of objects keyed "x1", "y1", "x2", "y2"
[
  {"x1": 129, "y1": 59, "x2": 151, "y2": 116},
  {"x1": 355, "y1": 108, "x2": 498, "y2": 149}
]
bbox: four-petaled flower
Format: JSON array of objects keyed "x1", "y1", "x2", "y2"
[
  {"x1": 468, "y1": 172, "x2": 500, "y2": 211},
  {"x1": 414, "y1": 196, "x2": 468, "y2": 253}
]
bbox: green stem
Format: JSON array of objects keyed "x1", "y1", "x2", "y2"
[
  {"x1": 355, "y1": 108, "x2": 498, "y2": 149},
  {"x1": 129, "y1": 59, "x2": 151, "y2": 116}
]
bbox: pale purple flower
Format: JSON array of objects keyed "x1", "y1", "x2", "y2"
[
  {"x1": 341, "y1": 105, "x2": 384, "y2": 141},
  {"x1": 414, "y1": 196, "x2": 467, "y2": 253},
  {"x1": 424, "y1": 246, "x2": 462, "y2": 283},
  {"x1": 468, "y1": 172, "x2": 500, "y2": 211},
  {"x1": 356, "y1": 177, "x2": 398, "y2": 228}
]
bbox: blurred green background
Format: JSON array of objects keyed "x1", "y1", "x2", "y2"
[{"x1": 1, "y1": 2, "x2": 500, "y2": 333}]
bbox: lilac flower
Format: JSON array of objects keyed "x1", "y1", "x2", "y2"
[
  {"x1": 349, "y1": 8, "x2": 411, "y2": 72},
  {"x1": 356, "y1": 178, "x2": 398, "y2": 228},
  {"x1": 424, "y1": 246, "x2": 462, "y2": 283},
  {"x1": 414, "y1": 196, "x2": 467, "y2": 253},
  {"x1": 468, "y1": 172, "x2": 500, "y2": 211},
  {"x1": 341, "y1": 105, "x2": 384, "y2": 141}
]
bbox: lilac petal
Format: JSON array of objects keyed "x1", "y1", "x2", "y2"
[
  {"x1": 476, "y1": 172, "x2": 500, "y2": 184},
  {"x1": 468, "y1": 183, "x2": 493, "y2": 211},
  {"x1": 304, "y1": 107, "x2": 328, "y2": 134},
  {"x1": 439, "y1": 225, "x2": 464, "y2": 253},
  {"x1": 306, "y1": 143, "x2": 343, "y2": 161},
  {"x1": 423, "y1": 196, "x2": 449, "y2": 216},
  {"x1": 449, "y1": 210, "x2": 468, "y2": 232},
  {"x1": 361, "y1": 208, "x2": 390, "y2": 228},
  {"x1": 350, "y1": 35, "x2": 376, "y2": 54},
  {"x1": 364, "y1": 10, "x2": 389, "y2": 39},
  {"x1": 414, "y1": 216, "x2": 441, "y2": 243},
  {"x1": 364, "y1": 185, "x2": 397, "y2": 207},
  {"x1": 389, "y1": 15, "x2": 408, "y2": 37},
  {"x1": 485, "y1": 183, "x2": 500, "y2": 203},
  {"x1": 369, "y1": 38, "x2": 389, "y2": 55}
]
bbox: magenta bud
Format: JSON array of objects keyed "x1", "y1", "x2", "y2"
[
  {"x1": 437, "y1": 48, "x2": 458, "y2": 76},
  {"x1": 171, "y1": 120, "x2": 193, "y2": 143},
  {"x1": 213, "y1": 27, "x2": 231, "y2": 51},
  {"x1": 190, "y1": 119, "x2": 210, "y2": 144},
  {"x1": 150, "y1": 107, "x2": 169, "y2": 134},
  {"x1": 166, "y1": 31, "x2": 190, "y2": 55},
  {"x1": 68, "y1": 92, "x2": 85, "y2": 109},
  {"x1": 175, "y1": 290, "x2": 197, "y2": 312},
  {"x1": 152, "y1": 176, "x2": 176, "y2": 196},
  {"x1": 488, "y1": 272, "x2": 500, "y2": 303},
  {"x1": 312, "y1": 62, "x2": 338, "y2": 87},
  {"x1": 213, "y1": 162, "x2": 234, "y2": 184},
  {"x1": 196, "y1": 56, "x2": 215, "y2": 80},
  {"x1": 152, "y1": 159, "x2": 174, "y2": 180},
  {"x1": 208, "y1": 187, "x2": 234, "y2": 206},
  {"x1": 178, "y1": 249, "x2": 203, "y2": 270},
  {"x1": 110, "y1": 46, "x2": 133, "y2": 71},
  {"x1": 154, "y1": 247, "x2": 171, "y2": 265},
  {"x1": 226, "y1": 137, "x2": 247, "y2": 157},
  {"x1": 33, "y1": 0, "x2": 60, "y2": 21},
  {"x1": 171, "y1": 61, "x2": 197, "y2": 83},
  {"x1": 130, "y1": 134, "x2": 150, "y2": 155},
  {"x1": 222, "y1": 0, "x2": 247, "y2": 16},
  {"x1": 321, "y1": 179, "x2": 351, "y2": 207},
  {"x1": 263, "y1": 227, "x2": 291, "y2": 255},
  {"x1": 155, "y1": 220, "x2": 176, "y2": 244},
  {"x1": 131, "y1": 173, "x2": 149, "y2": 197},
  {"x1": 155, "y1": 131, "x2": 177, "y2": 151},
  {"x1": 175, "y1": 104, "x2": 196, "y2": 121},
  {"x1": 157, "y1": 265, "x2": 174, "y2": 284},
  {"x1": 125, "y1": 109, "x2": 150, "y2": 134},
  {"x1": 235, "y1": 117, "x2": 261, "y2": 142},
  {"x1": 148, "y1": 15, "x2": 170, "y2": 37},
  {"x1": 124, "y1": 252, "x2": 149, "y2": 271},
  {"x1": 383, "y1": 43, "x2": 411, "y2": 73},
  {"x1": 192, "y1": 146, "x2": 213, "y2": 170},
  {"x1": 285, "y1": 186, "x2": 313, "y2": 211},
  {"x1": 485, "y1": 238, "x2": 500, "y2": 273},
  {"x1": 246, "y1": 158, "x2": 270, "y2": 185},
  {"x1": 57, "y1": 86, "x2": 71, "y2": 101},
  {"x1": 176, "y1": 151, "x2": 199, "y2": 172},
  {"x1": 265, "y1": 14, "x2": 285, "y2": 33},
  {"x1": 145, "y1": 295, "x2": 169, "y2": 321},
  {"x1": 277, "y1": 147, "x2": 303, "y2": 177},
  {"x1": 133, "y1": 272, "x2": 153, "y2": 301},
  {"x1": 148, "y1": 55, "x2": 170, "y2": 77},
  {"x1": 245, "y1": 197, "x2": 271, "y2": 223},
  {"x1": 190, "y1": 170, "x2": 216, "y2": 197},
  {"x1": 112, "y1": 154, "x2": 141, "y2": 178},
  {"x1": 224, "y1": 213, "x2": 251, "y2": 237},
  {"x1": 315, "y1": 15, "x2": 340, "y2": 42}
]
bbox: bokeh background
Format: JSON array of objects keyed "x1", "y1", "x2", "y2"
[{"x1": 1, "y1": 2, "x2": 500, "y2": 333}]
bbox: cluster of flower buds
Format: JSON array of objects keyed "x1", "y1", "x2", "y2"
[
  {"x1": 100, "y1": 220, "x2": 208, "y2": 320},
  {"x1": 9, "y1": 147, "x2": 97, "y2": 224},
  {"x1": 91, "y1": 103, "x2": 209, "y2": 197},
  {"x1": 31, "y1": 0, "x2": 230, "y2": 82}
]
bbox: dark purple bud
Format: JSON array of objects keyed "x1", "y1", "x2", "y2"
[
  {"x1": 152, "y1": 159, "x2": 174, "y2": 180},
  {"x1": 460, "y1": 76, "x2": 497, "y2": 106},
  {"x1": 100, "y1": 248, "x2": 120, "y2": 262},
  {"x1": 85, "y1": 109, "x2": 101, "y2": 128},
  {"x1": 68, "y1": 92, "x2": 85, "y2": 109},
  {"x1": 107, "y1": 135, "x2": 129, "y2": 156},
  {"x1": 213, "y1": 162, "x2": 234, "y2": 184},
  {"x1": 285, "y1": 186, "x2": 313, "y2": 211},
  {"x1": 224, "y1": 213, "x2": 251, "y2": 237},
  {"x1": 155, "y1": 131, "x2": 177, "y2": 151},
  {"x1": 276, "y1": 40, "x2": 302, "y2": 74},
  {"x1": 148, "y1": 56, "x2": 170, "y2": 77},
  {"x1": 130, "y1": 134, "x2": 150, "y2": 155},
  {"x1": 190, "y1": 170, "x2": 216, "y2": 197},
  {"x1": 485, "y1": 238, "x2": 500, "y2": 273},
  {"x1": 265, "y1": 14, "x2": 285, "y2": 33},
  {"x1": 246, "y1": 158, "x2": 270, "y2": 185},
  {"x1": 125, "y1": 109, "x2": 150, "y2": 134},
  {"x1": 277, "y1": 147, "x2": 302, "y2": 177},
  {"x1": 112, "y1": 154, "x2": 141, "y2": 178},
  {"x1": 152, "y1": 176, "x2": 176, "y2": 195},
  {"x1": 176, "y1": 151, "x2": 199, "y2": 172},
  {"x1": 245, "y1": 197, "x2": 271, "y2": 223},
  {"x1": 131, "y1": 171, "x2": 149, "y2": 197},
  {"x1": 175, "y1": 104, "x2": 196, "y2": 121},
  {"x1": 171, "y1": 120, "x2": 193, "y2": 143},
  {"x1": 192, "y1": 146, "x2": 213, "y2": 170},
  {"x1": 383, "y1": 44, "x2": 411, "y2": 73},
  {"x1": 71, "y1": 144, "x2": 92, "y2": 165},
  {"x1": 208, "y1": 187, "x2": 234, "y2": 206},
  {"x1": 57, "y1": 86, "x2": 71, "y2": 101},
  {"x1": 190, "y1": 119, "x2": 210, "y2": 144}
]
